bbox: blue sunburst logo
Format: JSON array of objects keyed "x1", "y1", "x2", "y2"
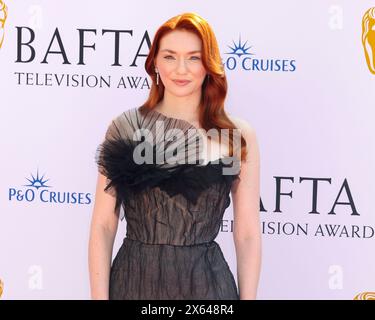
[
  {"x1": 24, "y1": 169, "x2": 51, "y2": 190},
  {"x1": 225, "y1": 35, "x2": 255, "y2": 57}
]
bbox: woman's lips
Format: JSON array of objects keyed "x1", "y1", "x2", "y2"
[{"x1": 173, "y1": 80, "x2": 191, "y2": 86}]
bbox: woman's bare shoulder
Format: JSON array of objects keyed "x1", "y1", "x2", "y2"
[{"x1": 227, "y1": 114, "x2": 257, "y2": 143}]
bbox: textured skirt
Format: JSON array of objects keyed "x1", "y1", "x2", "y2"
[{"x1": 109, "y1": 237, "x2": 239, "y2": 300}]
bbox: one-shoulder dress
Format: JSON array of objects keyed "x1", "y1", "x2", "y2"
[{"x1": 95, "y1": 106, "x2": 241, "y2": 300}]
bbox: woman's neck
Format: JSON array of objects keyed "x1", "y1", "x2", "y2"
[{"x1": 156, "y1": 90, "x2": 201, "y2": 123}]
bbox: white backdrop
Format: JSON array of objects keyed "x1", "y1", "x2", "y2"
[{"x1": 0, "y1": 0, "x2": 374, "y2": 299}]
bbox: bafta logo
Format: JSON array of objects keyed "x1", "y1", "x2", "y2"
[
  {"x1": 354, "y1": 291, "x2": 375, "y2": 300},
  {"x1": 0, "y1": 0, "x2": 7, "y2": 49},
  {"x1": 0, "y1": 278, "x2": 3, "y2": 298},
  {"x1": 362, "y1": 7, "x2": 375, "y2": 74}
]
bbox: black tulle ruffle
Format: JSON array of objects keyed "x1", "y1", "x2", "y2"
[{"x1": 95, "y1": 136, "x2": 239, "y2": 212}]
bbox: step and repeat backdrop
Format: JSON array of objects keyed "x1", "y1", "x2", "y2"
[{"x1": 0, "y1": 0, "x2": 374, "y2": 299}]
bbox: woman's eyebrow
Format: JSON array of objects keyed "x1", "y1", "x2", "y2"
[{"x1": 160, "y1": 49, "x2": 202, "y2": 54}]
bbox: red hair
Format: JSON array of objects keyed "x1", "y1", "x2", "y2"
[{"x1": 140, "y1": 12, "x2": 247, "y2": 161}]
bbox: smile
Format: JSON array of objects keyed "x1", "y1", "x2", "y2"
[{"x1": 173, "y1": 80, "x2": 191, "y2": 86}]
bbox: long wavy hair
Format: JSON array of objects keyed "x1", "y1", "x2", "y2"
[{"x1": 140, "y1": 12, "x2": 247, "y2": 161}]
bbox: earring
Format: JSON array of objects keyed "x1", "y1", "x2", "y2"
[{"x1": 155, "y1": 68, "x2": 159, "y2": 85}]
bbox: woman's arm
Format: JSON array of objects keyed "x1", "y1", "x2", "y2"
[
  {"x1": 88, "y1": 172, "x2": 120, "y2": 300},
  {"x1": 230, "y1": 117, "x2": 261, "y2": 300}
]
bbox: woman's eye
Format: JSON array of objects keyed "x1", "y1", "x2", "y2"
[{"x1": 163, "y1": 55, "x2": 200, "y2": 61}]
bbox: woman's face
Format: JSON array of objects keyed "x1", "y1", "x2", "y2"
[{"x1": 155, "y1": 29, "x2": 207, "y2": 98}]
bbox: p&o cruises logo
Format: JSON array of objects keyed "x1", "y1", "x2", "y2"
[
  {"x1": 8, "y1": 169, "x2": 92, "y2": 205},
  {"x1": 223, "y1": 35, "x2": 296, "y2": 72}
]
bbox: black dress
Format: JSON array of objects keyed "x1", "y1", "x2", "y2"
[{"x1": 95, "y1": 106, "x2": 241, "y2": 300}]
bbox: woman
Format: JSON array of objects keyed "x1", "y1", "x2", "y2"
[{"x1": 88, "y1": 12, "x2": 261, "y2": 300}]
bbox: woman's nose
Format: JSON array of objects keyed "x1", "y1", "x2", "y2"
[{"x1": 176, "y1": 58, "x2": 188, "y2": 74}]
